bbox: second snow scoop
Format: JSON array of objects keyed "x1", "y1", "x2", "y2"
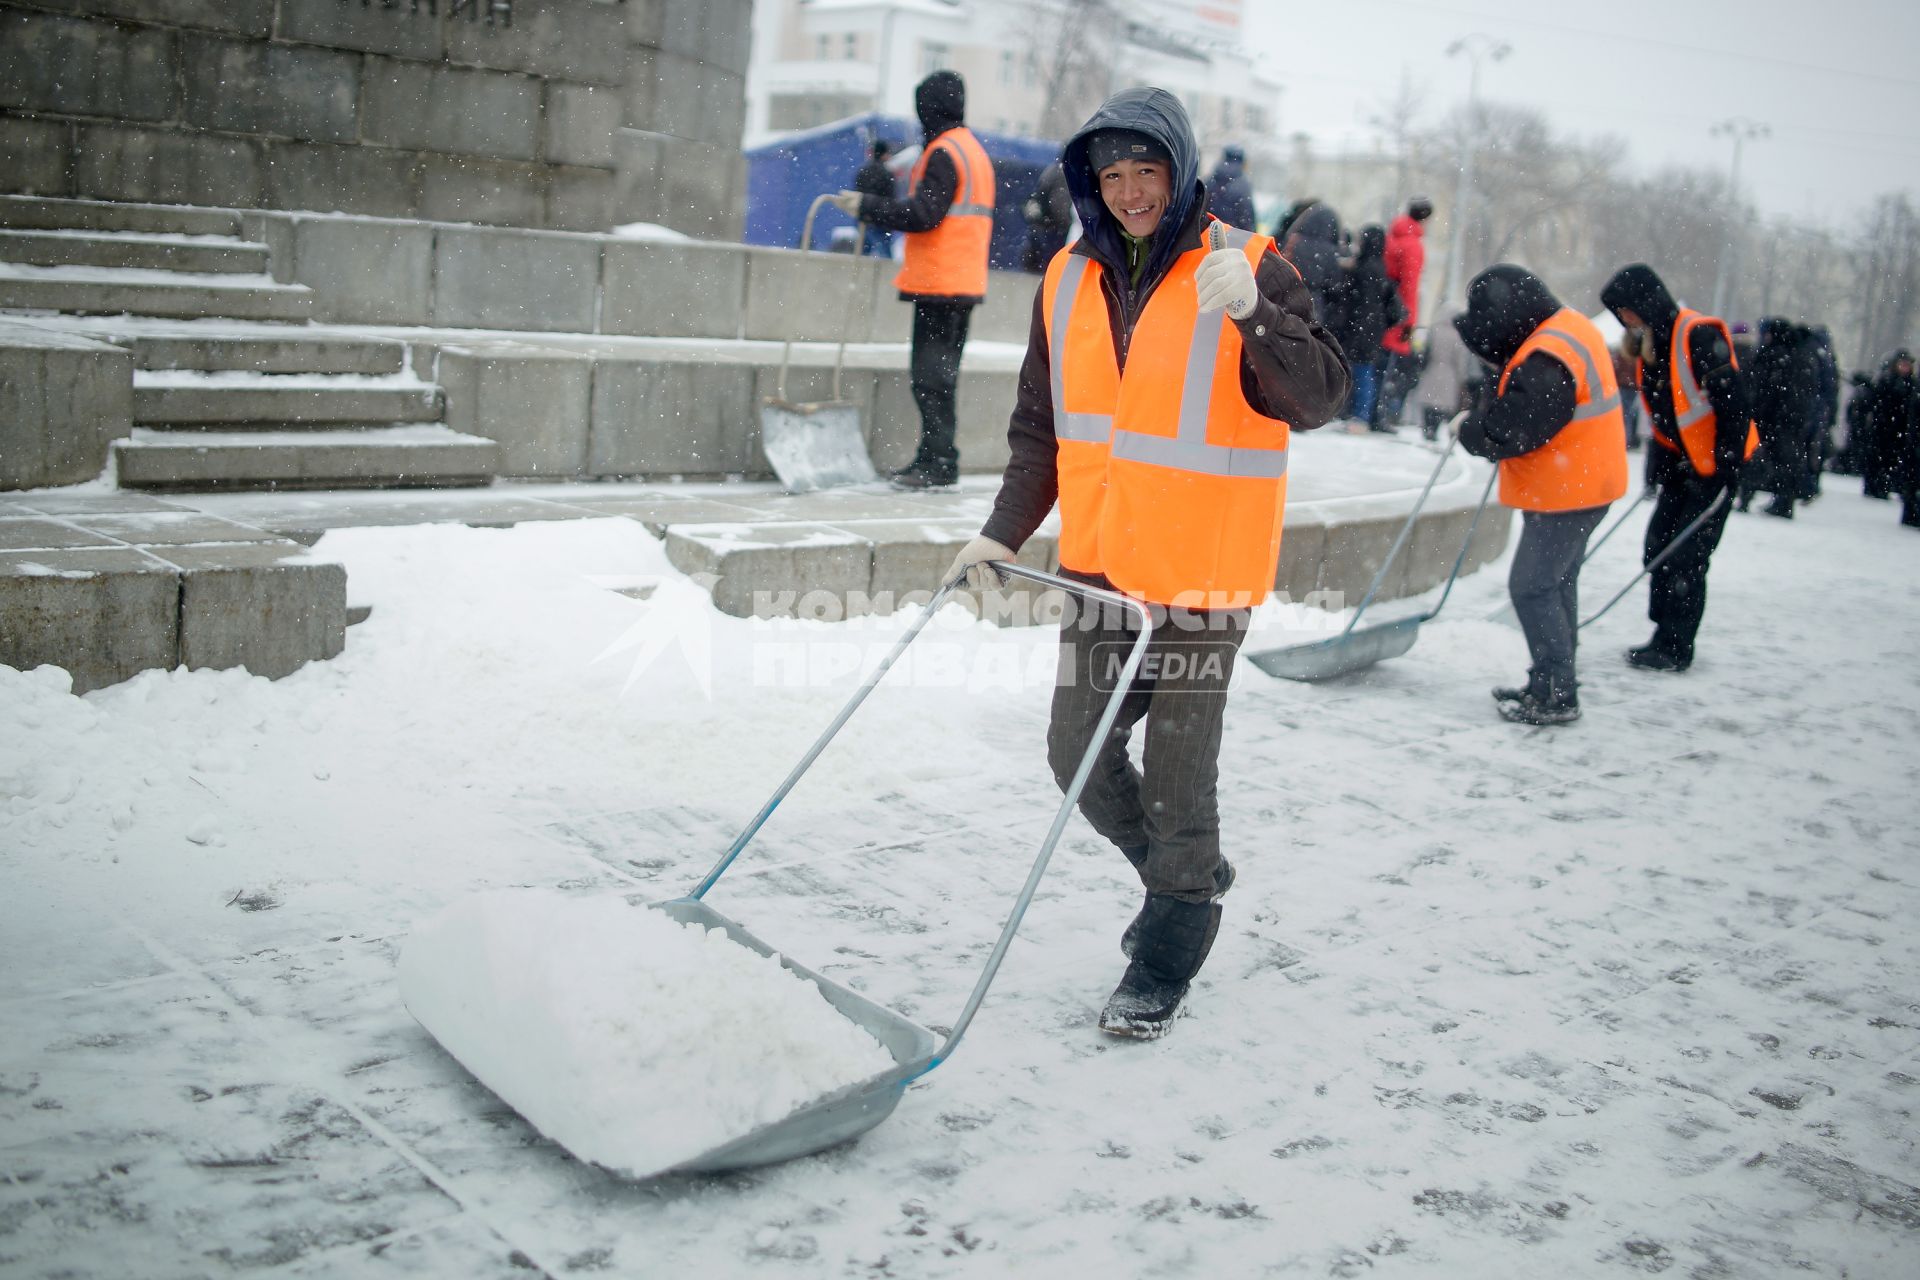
[
  {"x1": 760, "y1": 192, "x2": 880, "y2": 493},
  {"x1": 1248, "y1": 419, "x2": 1492, "y2": 682},
  {"x1": 659, "y1": 565, "x2": 1148, "y2": 1175}
]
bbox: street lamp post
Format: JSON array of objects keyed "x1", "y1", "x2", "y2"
[
  {"x1": 1708, "y1": 117, "x2": 1769, "y2": 319},
  {"x1": 1438, "y1": 33, "x2": 1511, "y2": 317}
]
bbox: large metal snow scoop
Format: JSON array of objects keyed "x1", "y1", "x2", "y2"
[
  {"x1": 648, "y1": 565, "x2": 1151, "y2": 1175},
  {"x1": 1249, "y1": 419, "x2": 1497, "y2": 682},
  {"x1": 759, "y1": 193, "x2": 879, "y2": 493}
]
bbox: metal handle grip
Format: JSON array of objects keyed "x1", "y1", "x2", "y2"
[{"x1": 686, "y1": 563, "x2": 1154, "y2": 1073}]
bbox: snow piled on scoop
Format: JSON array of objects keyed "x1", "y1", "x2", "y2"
[{"x1": 398, "y1": 889, "x2": 898, "y2": 1178}]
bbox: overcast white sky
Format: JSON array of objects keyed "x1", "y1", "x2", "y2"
[{"x1": 1244, "y1": 0, "x2": 1920, "y2": 230}]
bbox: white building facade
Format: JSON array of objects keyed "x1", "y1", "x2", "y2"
[{"x1": 747, "y1": 0, "x2": 1285, "y2": 190}]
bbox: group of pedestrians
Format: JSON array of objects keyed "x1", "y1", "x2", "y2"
[{"x1": 1840, "y1": 349, "x2": 1920, "y2": 527}]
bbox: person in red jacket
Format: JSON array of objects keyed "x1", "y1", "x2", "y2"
[{"x1": 1373, "y1": 197, "x2": 1432, "y2": 430}]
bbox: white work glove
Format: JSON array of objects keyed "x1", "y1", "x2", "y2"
[
  {"x1": 943, "y1": 536, "x2": 1014, "y2": 591},
  {"x1": 829, "y1": 190, "x2": 864, "y2": 218},
  {"x1": 1195, "y1": 231, "x2": 1259, "y2": 320}
]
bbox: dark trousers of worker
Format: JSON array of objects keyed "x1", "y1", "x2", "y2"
[
  {"x1": 907, "y1": 300, "x2": 972, "y2": 479},
  {"x1": 1644, "y1": 469, "x2": 1734, "y2": 663},
  {"x1": 1509, "y1": 505, "x2": 1608, "y2": 689},
  {"x1": 1045, "y1": 580, "x2": 1250, "y2": 904}
]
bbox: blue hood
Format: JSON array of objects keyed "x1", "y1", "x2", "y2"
[{"x1": 1061, "y1": 87, "x2": 1203, "y2": 290}]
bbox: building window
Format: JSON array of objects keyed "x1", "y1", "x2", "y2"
[
  {"x1": 1023, "y1": 53, "x2": 1038, "y2": 90},
  {"x1": 845, "y1": 32, "x2": 858, "y2": 60},
  {"x1": 1220, "y1": 98, "x2": 1233, "y2": 129},
  {"x1": 921, "y1": 42, "x2": 950, "y2": 77},
  {"x1": 816, "y1": 33, "x2": 830, "y2": 60}
]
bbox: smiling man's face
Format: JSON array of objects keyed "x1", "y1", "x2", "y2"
[{"x1": 1098, "y1": 158, "x2": 1171, "y2": 238}]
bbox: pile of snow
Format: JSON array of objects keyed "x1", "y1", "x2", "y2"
[{"x1": 398, "y1": 889, "x2": 899, "y2": 1178}]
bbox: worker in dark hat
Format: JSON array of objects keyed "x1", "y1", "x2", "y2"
[
  {"x1": 833, "y1": 72, "x2": 996, "y2": 490},
  {"x1": 1204, "y1": 144, "x2": 1257, "y2": 231},
  {"x1": 1454, "y1": 265, "x2": 1629, "y2": 725},
  {"x1": 1599, "y1": 263, "x2": 1757, "y2": 672}
]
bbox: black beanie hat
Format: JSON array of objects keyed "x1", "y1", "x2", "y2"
[
  {"x1": 1086, "y1": 128, "x2": 1173, "y2": 172},
  {"x1": 1408, "y1": 196, "x2": 1434, "y2": 221}
]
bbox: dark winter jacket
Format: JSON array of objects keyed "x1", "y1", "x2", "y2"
[
  {"x1": 1870, "y1": 354, "x2": 1920, "y2": 495},
  {"x1": 1600, "y1": 263, "x2": 1750, "y2": 481},
  {"x1": 1747, "y1": 321, "x2": 1822, "y2": 491},
  {"x1": 853, "y1": 71, "x2": 974, "y2": 302},
  {"x1": 1325, "y1": 226, "x2": 1401, "y2": 365},
  {"x1": 979, "y1": 87, "x2": 1350, "y2": 554},
  {"x1": 1453, "y1": 265, "x2": 1580, "y2": 463},
  {"x1": 1278, "y1": 201, "x2": 1343, "y2": 320},
  {"x1": 1204, "y1": 156, "x2": 1257, "y2": 231}
]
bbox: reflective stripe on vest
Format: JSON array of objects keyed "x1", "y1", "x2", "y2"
[
  {"x1": 895, "y1": 128, "x2": 995, "y2": 298},
  {"x1": 1041, "y1": 221, "x2": 1292, "y2": 607},
  {"x1": 1494, "y1": 307, "x2": 1629, "y2": 513}
]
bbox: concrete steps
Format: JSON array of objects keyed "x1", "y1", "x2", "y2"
[
  {"x1": 132, "y1": 372, "x2": 444, "y2": 428},
  {"x1": 117, "y1": 353, "x2": 491, "y2": 490},
  {"x1": 0, "y1": 198, "x2": 314, "y2": 324},
  {"x1": 114, "y1": 425, "x2": 500, "y2": 491},
  {"x1": 0, "y1": 229, "x2": 271, "y2": 274},
  {"x1": 0, "y1": 264, "x2": 316, "y2": 322}
]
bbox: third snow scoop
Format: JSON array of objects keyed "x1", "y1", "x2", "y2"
[
  {"x1": 1248, "y1": 417, "x2": 1495, "y2": 682},
  {"x1": 759, "y1": 192, "x2": 880, "y2": 493},
  {"x1": 647, "y1": 565, "x2": 1151, "y2": 1175}
]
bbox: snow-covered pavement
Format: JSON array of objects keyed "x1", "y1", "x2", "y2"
[{"x1": 3, "y1": 459, "x2": 1918, "y2": 1278}]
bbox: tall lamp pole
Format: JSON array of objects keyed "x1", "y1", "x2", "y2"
[
  {"x1": 1708, "y1": 117, "x2": 1769, "y2": 319},
  {"x1": 1438, "y1": 33, "x2": 1511, "y2": 316}
]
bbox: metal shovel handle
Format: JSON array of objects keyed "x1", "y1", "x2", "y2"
[
  {"x1": 774, "y1": 193, "x2": 844, "y2": 405},
  {"x1": 1579, "y1": 486, "x2": 1730, "y2": 630},
  {"x1": 687, "y1": 564, "x2": 1154, "y2": 1073},
  {"x1": 1340, "y1": 428, "x2": 1460, "y2": 637}
]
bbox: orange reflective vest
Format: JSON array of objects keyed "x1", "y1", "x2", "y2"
[
  {"x1": 1643, "y1": 308, "x2": 1760, "y2": 477},
  {"x1": 1496, "y1": 308, "x2": 1630, "y2": 512},
  {"x1": 1042, "y1": 221, "x2": 1291, "y2": 610},
  {"x1": 895, "y1": 127, "x2": 995, "y2": 299}
]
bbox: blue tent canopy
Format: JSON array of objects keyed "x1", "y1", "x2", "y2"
[{"x1": 745, "y1": 114, "x2": 1063, "y2": 272}]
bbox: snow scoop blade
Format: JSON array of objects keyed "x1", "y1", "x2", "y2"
[
  {"x1": 761, "y1": 398, "x2": 878, "y2": 493},
  {"x1": 652, "y1": 899, "x2": 936, "y2": 1176},
  {"x1": 1246, "y1": 614, "x2": 1424, "y2": 682}
]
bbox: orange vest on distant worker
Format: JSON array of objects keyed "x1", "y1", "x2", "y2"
[
  {"x1": 1496, "y1": 307, "x2": 1630, "y2": 512},
  {"x1": 1042, "y1": 220, "x2": 1290, "y2": 610},
  {"x1": 1643, "y1": 308, "x2": 1761, "y2": 477},
  {"x1": 894, "y1": 127, "x2": 995, "y2": 299}
]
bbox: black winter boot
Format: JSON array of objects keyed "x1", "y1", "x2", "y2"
[
  {"x1": 1497, "y1": 674, "x2": 1580, "y2": 725},
  {"x1": 1626, "y1": 643, "x2": 1690, "y2": 672},
  {"x1": 1101, "y1": 894, "x2": 1223, "y2": 1039},
  {"x1": 1121, "y1": 857, "x2": 1233, "y2": 958},
  {"x1": 1491, "y1": 670, "x2": 1546, "y2": 704}
]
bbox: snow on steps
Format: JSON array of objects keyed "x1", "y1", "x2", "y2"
[{"x1": 114, "y1": 424, "x2": 500, "y2": 492}]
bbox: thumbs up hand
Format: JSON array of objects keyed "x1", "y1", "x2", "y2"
[{"x1": 1195, "y1": 222, "x2": 1258, "y2": 320}]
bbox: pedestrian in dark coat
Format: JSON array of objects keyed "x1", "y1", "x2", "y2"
[
  {"x1": 944, "y1": 86, "x2": 1348, "y2": 1040},
  {"x1": 1600, "y1": 263, "x2": 1753, "y2": 672},
  {"x1": 1204, "y1": 145, "x2": 1258, "y2": 231},
  {"x1": 1865, "y1": 350, "x2": 1917, "y2": 501},
  {"x1": 1809, "y1": 326, "x2": 1840, "y2": 493},
  {"x1": 1742, "y1": 319, "x2": 1821, "y2": 518},
  {"x1": 1834, "y1": 371, "x2": 1875, "y2": 475},
  {"x1": 1325, "y1": 225, "x2": 1401, "y2": 425},
  {"x1": 851, "y1": 138, "x2": 899, "y2": 258},
  {"x1": 1868, "y1": 351, "x2": 1920, "y2": 524},
  {"x1": 1278, "y1": 199, "x2": 1343, "y2": 321},
  {"x1": 1020, "y1": 161, "x2": 1074, "y2": 273}
]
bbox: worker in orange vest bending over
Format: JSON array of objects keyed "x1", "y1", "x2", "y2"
[
  {"x1": 834, "y1": 71, "x2": 995, "y2": 490},
  {"x1": 1600, "y1": 264, "x2": 1758, "y2": 672},
  {"x1": 945, "y1": 88, "x2": 1350, "y2": 1038},
  {"x1": 1454, "y1": 265, "x2": 1629, "y2": 725}
]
